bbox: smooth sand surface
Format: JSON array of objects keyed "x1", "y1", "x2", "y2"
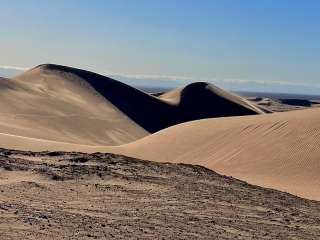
[{"x1": 117, "y1": 107, "x2": 320, "y2": 200}]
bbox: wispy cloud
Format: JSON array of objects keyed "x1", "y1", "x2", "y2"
[
  {"x1": 0, "y1": 65, "x2": 29, "y2": 71},
  {"x1": 108, "y1": 73, "x2": 320, "y2": 94},
  {"x1": 216, "y1": 78, "x2": 320, "y2": 88},
  {"x1": 108, "y1": 73, "x2": 194, "y2": 82},
  {"x1": 107, "y1": 72, "x2": 320, "y2": 89},
  {"x1": 0, "y1": 65, "x2": 28, "y2": 78}
]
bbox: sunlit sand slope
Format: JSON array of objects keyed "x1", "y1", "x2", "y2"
[
  {"x1": 0, "y1": 107, "x2": 318, "y2": 200},
  {"x1": 0, "y1": 66, "x2": 148, "y2": 145},
  {"x1": 117, "y1": 108, "x2": 320, "y2": 200}
]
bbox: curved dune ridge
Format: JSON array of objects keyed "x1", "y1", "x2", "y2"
[
  {"x1": 0, "y1": 64, "x2": 262, "y2": 146},
  {"x1": 0, "y1": 65, "x2": 149, "y2": 146},
  {"x1": 158, "y1": 82, "x2": 263, "y2": 116},
  {"x1": 1, "y1": 64, "x2": 319, "y2": 201}
]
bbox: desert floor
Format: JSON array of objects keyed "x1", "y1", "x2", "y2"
[{"x1": 1, "y1": 149, "x2": 320, "y2": 239}]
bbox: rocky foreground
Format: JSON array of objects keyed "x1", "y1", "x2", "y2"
[{"x1": 0, "y1": 148, "x2": 320, "y2": 239}]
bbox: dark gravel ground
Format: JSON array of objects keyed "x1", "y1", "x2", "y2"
[{"x1": 0, "y1": 148, "x2": 320, "y2": 239}]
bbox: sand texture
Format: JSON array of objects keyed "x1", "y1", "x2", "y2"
[
  {"x1": 116, "y1": 107, "x2": 320, "y2": 200},
  {"x1": 1, "y1": 149, "x2": 320, "y2": 239},
  {"x1": 0, "y1": 64, "x2": 319, "y2": 202}
]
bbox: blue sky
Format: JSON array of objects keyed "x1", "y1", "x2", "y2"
[{"x1": 1, "y1": 0, "x2": 320, "y2": 94}]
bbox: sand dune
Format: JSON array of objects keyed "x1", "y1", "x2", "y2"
[
  {"x1": 1, "y1": 64, "x2": 319, "y2": 201},
  {"x1": 1, "y1": 107, "x2": 319, "y2": 200},
  {"x1": 116, "y1": 107, "x2": 320, "y2": 200},
  {"x1": 0, "y1": 65, "x2": 148, "y2": 145},
  {"x1": 248, "y1": 96, "x2": 320, "y2": 112},
  {"x1": 0, "y1": 64, "x2": 262, "y2": 146},
  {"x1": 157, "y1": 82, "x2": 264, "y2": 117}
]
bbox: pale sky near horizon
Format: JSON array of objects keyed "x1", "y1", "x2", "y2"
[{"x1": 1, "y1": 0, "x2": 319, "y2": 94}]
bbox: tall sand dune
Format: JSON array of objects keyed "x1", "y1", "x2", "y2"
[
  {"x1": 0, "y1": 66, "x2": 148, "y2": 145},
  {"x1": 0, "y1": 64, "x2": 262, "y2": 146},
  {"x1": 1, "y1": 64, "x2": 318, "y2": 200}
]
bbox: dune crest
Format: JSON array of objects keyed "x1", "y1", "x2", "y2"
[
  {"x1": 158, "y1": 81, "x2": 263, "y2": 116},
  {"x1": 0, "y1": 64, "x2": 148, "y2": 145},
  {"x1": 0, "y1": 64, "x2": 262, "y2": 146},
  {"x1": 1, "y1": 64, "x2": 318, "y2": 200}
]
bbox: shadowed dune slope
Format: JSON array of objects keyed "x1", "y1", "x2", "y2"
[
  {"x1": 0, "y1": 64, "x2": 262, "y2": 146},
  {"x1": 158, "y1": 82, "x2": 263, "y2": 117},
  {"x1": 116, "y1": 107, "x2": 320, "y2": 200}
]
